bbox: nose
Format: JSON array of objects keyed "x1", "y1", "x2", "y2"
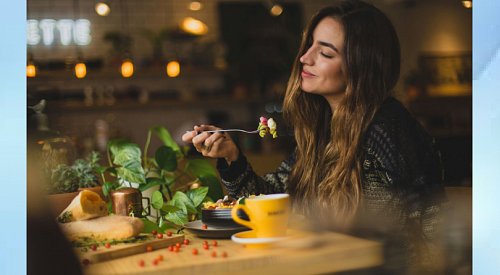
[{"x1": 300, "y1": 47, "x2": 314, "y2": 65}]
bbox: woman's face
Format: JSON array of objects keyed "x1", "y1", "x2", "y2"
[{"x1": 300, "y1": 17, "x2": 347, "y2": 108}]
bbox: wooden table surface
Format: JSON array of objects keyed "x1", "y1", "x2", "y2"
[{"x1": 84, "y1": 230, "x2": 383, "y2": 275}]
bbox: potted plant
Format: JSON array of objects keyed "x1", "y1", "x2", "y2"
[
  {"x1": 103, "y1": 126, "x2": 224, "y2": 233},
  {"x1": 47, "y1": 151, "x2": 106, "y2": 217}
]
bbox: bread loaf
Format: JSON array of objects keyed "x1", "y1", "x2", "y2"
[
  {"x1": 60, "y1": 215, "x2": 144, "y2": 241},
  {"x1": 57, "y1": 190, "x2": 107, "y2": 223}
]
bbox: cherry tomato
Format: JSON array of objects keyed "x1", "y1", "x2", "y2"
[
  {"x1": 157, "y1": 255, "x2": 164, "y2": 261},
  {"x1": 146, "y1": 245, "x2": 153, "y2": 252},
  {"x1": 203, "y1": 240, "x2": 208, "y2": 245},
  {"x1": 152, "y1": 259, "x2": 159, "y2": 266},
  {"x1": 212, "y1": 240, "x2": 218, "y2": 247},
  {"x1": 151, "y1": 230, "x2": 157, "y2": 235},
  {"x1": 166, "y1": 231, "x2": 172, "y2": 237},
  {"x1": 222, "y1": 251, "x2": 228, "y2": 258},
  {"x1": 105, "y1": 243, "x2": 111, "y2": 249},
  {"x1": 203, "y1": 244, "x2": 209, "y2": 250},
  {"x1": 138, "y1": 260, "x2": 145, "y2": 267},
  {"x1": 168, "y1": 245, "x2": 174, "y2": 252},
  {"x1": 157, "y1": 233, "x2": 163, "y2": 239},
  {"x1": 201, "y1": 224, "x2": 208, "y2": 230},
  {"x1": 183, "y1": 239, "x2": 190, "y2": 245},
  {"x1": 192, "y1": 248, "x2": 199, "y2": 255},
  {"x1": 90, "y1": 244, "x2": 97, "y2": 251},
  {"x1": 175, "y1": 243, "x2": 181, "y2": 248},
  {"x1": 211, "y1": 251, "x2": 217, "y2": 258},
  {"x1": 174, "y1": 246, "x2": 180, "y2": 252}
]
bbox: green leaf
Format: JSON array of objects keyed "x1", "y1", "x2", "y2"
[
  {"x1": 199, "y1": 175, "x2": 223, "y2": 201},
  {"x1": 141, "y1": 218, "x2": 160, "y2": 233},
  {"x1": 155, "y1": 146, "x2": 177, "y2": 171},
  {"x1": 164, "y1": 210, "x2": 188, "y2": 226},
  {"x1": 108, "y1": 139, "x2": 145, "y2": 184},
  {"x1": 158, "y1": 216, "x2": 164, "y2": 229},
  {"x1": 116, "y1": 166, "x2": 146, "y2": 184},
  {"x1": 106, "y1": 167, "x2": 117, "y2": 175},
  {"x1": 108, "y1": 139, "x2": 142, "y2": 166},
  {"x1": 185, "y1": 159, "x2": 218, "y2": 178},
  {"x1": 181, "y1": 146, "x2": 190, "y2": 156},
  {"x1": 169, "y1": 191, "x2": 197, "y2": 214},
  {"x1": 186, "y1": 187, "x2": 209, "y2": 207},
  {"x1": 102, "y1": 181, "x2": 115, "y2": 197},
  {"x1": 151, "y1": 191, "x2": 164, "y2": 210},
  {"x1": 106, "y1": 200, "x2": 113, "y2": 214},
  {"x1": 151, "y1": 126, "x2": 181, "y2": 154},
  {"x1": 139, "y1": 177, "x2": 165, "y2": 192},
  {"x1": 164, "y1": 174, "x2": 175, "y2": 187},
  {"x1": 161, "y1": 204, "x2": 181, "y2": 213},
  {"x1": 95, "y1": 165, "x2": 107, "y2": 175}
]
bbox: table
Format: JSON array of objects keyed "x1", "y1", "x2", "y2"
[{"x1": 84, "y1": 231, "x2": 382, "y2": 275}]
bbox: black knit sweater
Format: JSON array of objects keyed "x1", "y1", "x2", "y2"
[{"x1": 217, "y1": 97, "x2": 445, "y2": 270}]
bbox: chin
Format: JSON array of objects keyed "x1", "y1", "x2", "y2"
[{"x1": 301, "y1": 86, "x2": 317, "y2": 95}]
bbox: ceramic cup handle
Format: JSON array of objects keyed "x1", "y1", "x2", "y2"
[{"x1": 231, "y1": 204, "x2": 255, "y2": 230}]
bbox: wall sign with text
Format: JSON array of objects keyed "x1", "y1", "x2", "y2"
[{"x1": 27, "y1": 19, "x2": 91, "y2": 46}]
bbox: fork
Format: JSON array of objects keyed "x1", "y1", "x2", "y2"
[{"x1": 187, "y1": 129, "x2": 260, "y2": 134}]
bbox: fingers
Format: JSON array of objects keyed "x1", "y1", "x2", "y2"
[
  {"x1": 209, "y1": 136, "x2": 225, "y2": 155},
  {"x1": 183, "y1": 125, "x2": 229, "y2": 157},
  {"x1": 192, "y1": 132, "x2": 210, "y2": 152},
  {"x1": 181, "y1": 130, "x2": 197, "y2": 143},
  {"x1": 196, "y1": 134, "x2": 225, "y2": 156},
  {"x1": 204, "y1": 132, "x2": 225, "y2": 148}
]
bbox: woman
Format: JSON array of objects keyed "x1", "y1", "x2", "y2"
[{"x1": 183, "y1": 0, "x2": 444, "y2": 271}]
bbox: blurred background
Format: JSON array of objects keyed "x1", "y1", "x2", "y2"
[
  {"x1": 26, "y1": 0, "x2": 471, "y2": 185},
  {"x1": 26, "y1": 0, "x2": 472, "y2": 273}
]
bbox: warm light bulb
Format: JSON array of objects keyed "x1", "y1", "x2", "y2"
[
  {"x1": 75, "y1": 62, "x2": 87, "y2": 78},
  {"x1": 166, "y1": 61, "x2": 180, "y2": 78},
  {"x1": 121, "y1": 60, "x2": 134, "y2": 78},
  {"x1": 188, "y1": 1, "x2": 202, "y2": 11},
  {"x1": 462, "y1": 0, "x2": 472, "y2": 8},
  {"x1": 95, "y1": 3, "x2": 111, "y2": 16},
  {"x1": 27, "y1": 64, "x2": 37, "y2": 78},
  {"x1": 181, "y1": 17, "x2": 208, "y2": 35},
  {"x1": 270, "y1": 4, "x2": 283, "y2": 16}
]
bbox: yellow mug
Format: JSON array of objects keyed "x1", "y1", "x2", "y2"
[{"x1": 231, "y1": 194, "x2": 290, "y2": 238}]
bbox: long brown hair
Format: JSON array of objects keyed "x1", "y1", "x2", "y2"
[{"x1": 283, "y1": 0, "x2": 401, "y2": 226}]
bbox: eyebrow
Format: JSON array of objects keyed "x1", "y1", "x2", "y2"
[{"x1": 318, "y1": 41, "x2": 339, "y2": 53}]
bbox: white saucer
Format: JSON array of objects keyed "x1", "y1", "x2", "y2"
[{"x1": 231, "y1": 230, "x2": 290, "y2": 248}]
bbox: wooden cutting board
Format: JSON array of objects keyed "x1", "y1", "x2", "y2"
[{"x1": 77, "y1": 234, "x2": 184, "y2": 264}]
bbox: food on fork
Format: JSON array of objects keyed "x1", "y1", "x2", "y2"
[{"x1": 257, "y1": 116, "x2": 278, "y2": 138}]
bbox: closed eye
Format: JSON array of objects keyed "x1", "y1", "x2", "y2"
[{"x1": 320, "y1": 52, "x2": 333, "y2": 58}]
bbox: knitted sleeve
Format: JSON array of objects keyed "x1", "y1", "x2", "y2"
[
  {"x1": 363, "y1": 114, "x2": 445, "y2": 267},
  {"x1": 216, "y1": 152, "x2": 295, "y2": 198},
  {"x1": 366, "y1": 118, "x2": 444, "y2": 223}
]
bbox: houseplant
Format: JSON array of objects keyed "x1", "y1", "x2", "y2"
[
  {"x1": 48, "y1": 151, "x2": 103, "y2": 194},
  {"x1": 103, "y1": 126, "x2": 224, "y2": 233},
  {"x1": 47, "y1": 151, "x2": 105, "y2": 217}
]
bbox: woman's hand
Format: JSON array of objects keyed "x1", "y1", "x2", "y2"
[{"x1": 181, "y1": 125, "x2": 239, "y2": 164}]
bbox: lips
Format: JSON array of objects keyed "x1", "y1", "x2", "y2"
[{"x1": 301, "y1": 69, "x2": 316, "y2": 78}]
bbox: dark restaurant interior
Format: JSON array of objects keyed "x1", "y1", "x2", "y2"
[{"x1": 27, "y1": 0, "x2": 472, "y2": 273}]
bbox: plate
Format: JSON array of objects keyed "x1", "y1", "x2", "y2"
[
  {"x1": 201, "y1": 208, "x2": 249, "y2": 228},
  {"x1": 184, "y1": 220, "x2": 248, "y2": 239},
  {"x1": 231, "y1": 230, "x2": 290, "y2": 249}
]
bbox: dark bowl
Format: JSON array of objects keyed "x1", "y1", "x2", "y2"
[{"x1": 201, "y1": 208, "x2": 249, "y2": 228}]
